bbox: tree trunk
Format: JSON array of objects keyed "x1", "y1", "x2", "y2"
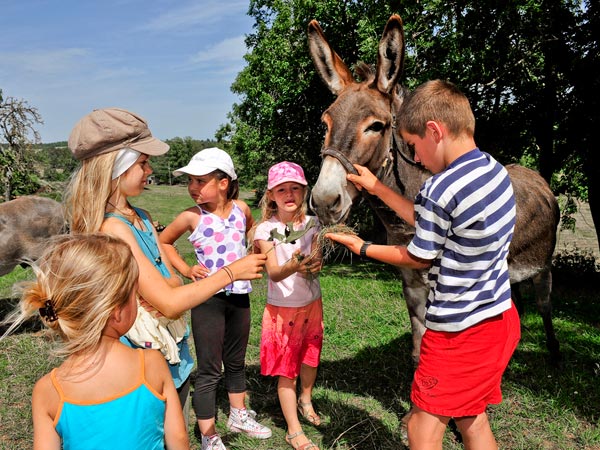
[
  {"x1": 586, "y1": 166, "x2": 600, "y2": 253},
  {"x1": 536, "y1": 34, "x2": 558, "y2": 183},
  {"x1": 2, "y1": 167, "x2": 11, "y2": 202}
]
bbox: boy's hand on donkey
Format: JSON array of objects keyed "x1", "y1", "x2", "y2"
[
  {"x1": 229, "y1": 253, "x2": 267, "y2": 280},
  {"x1": 347, "y1": 164, "x2": 380, "y2": 194}
]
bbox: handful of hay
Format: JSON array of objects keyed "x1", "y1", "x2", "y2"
[
  {"x1": 251, "y1": 220, "x2": 358, "y2": 266},
  {"x1": 309, "y1": 224, "x2": 359, "y2": 261}
]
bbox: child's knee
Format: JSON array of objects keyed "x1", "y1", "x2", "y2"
[
  {"x1": 455, "y1": 412, "x2": 491, "y2": 437},
  {"x1": 406, "y1": 406, "x2": 448, "y2": 449}
]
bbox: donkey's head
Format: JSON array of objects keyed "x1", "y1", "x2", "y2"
[{"x1": 308, "y1": 15, "x2": 406, "y2": 224}]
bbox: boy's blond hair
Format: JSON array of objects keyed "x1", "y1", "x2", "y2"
[
  {"x1": 2, "y1": 234, "x2": 138, "y2": 358},
  {"x1": 398, "y1": 79, "x2": 475, "y2": 139}
]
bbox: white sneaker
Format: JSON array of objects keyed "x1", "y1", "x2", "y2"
[
  {"x1": 227, "y1": 407, "x2": 272, "y2": 439},
  {"x1": 201, "y1": 433, "x2": 227, "y2": 450}
]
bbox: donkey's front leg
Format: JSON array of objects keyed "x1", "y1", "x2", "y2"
[{"x1": 400, "y1": 268, "x2": 429, "y2": 365}]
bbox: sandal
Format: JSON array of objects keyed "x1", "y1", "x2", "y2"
[
  {"x1": 297, "y1": 400, "x2": 322, "y2": 426},
  {"x1": 285, "y1": 430, "x2": 319, "y2": 450}
]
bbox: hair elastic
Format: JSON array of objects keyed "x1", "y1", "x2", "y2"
[{"x1": 39, "y1": 299, "x2": 58, "y2": 322}]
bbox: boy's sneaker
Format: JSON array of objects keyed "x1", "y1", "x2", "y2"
[
  {"x1": 201, "y1": 433, "x2": 227, "y2": 450},
  {"x1": 227, "y1": 407, "x2": 272, "y2": 439}
]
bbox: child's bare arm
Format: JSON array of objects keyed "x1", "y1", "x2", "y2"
[
  {"x1": 103, "y1": 218, "x2": 265, "y2": 319},
  {"x1": 235, "y1": 199, "x2": 255, "y2": 233},
  {"x1": 347, "y1": 165, "x2": 415, "y2": 226},
  {"x1": 325, "y1": 232, "x2": 431, "y2": 269},
  {"x1": 159, "y1": 210, "x2": 199, "y2": 279},
  {"x1": 255, "y1": 239, "x2": 304, "y2": 282},
  {"x1": 146, "y1": 351, "x2": 190, "y2": 450},
  {"x1": 32, "y1": 375, "x2": 61, "y2": 450},
  {"x1": 140, "y1": 208, "x2": 183, "y2": 284}
]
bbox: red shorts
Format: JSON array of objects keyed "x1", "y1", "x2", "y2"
[
  {"x1": 411, "y1": 301, "x2": 520, "y2": 417},
  {"x1": 260, "y1": 299, "x2": 323, "y2": 379}
]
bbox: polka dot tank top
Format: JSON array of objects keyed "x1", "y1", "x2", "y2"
[{"x1": 188, "y1": 202, "x2": 251, "y2": 294}]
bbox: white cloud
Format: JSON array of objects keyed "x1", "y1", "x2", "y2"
[
  {"x1": 190, "y1": 36, "x2": 246, "y2": 64},
  {"x1": 0, "y1": 48, "x2": 88, "y2": 75},
  {"x1": 1, "y1": 0, "x2": 254, "y2": 142},
  {"x1": 91, "y1": 67, "x2": 146, "y2": 82},
  {"x1": 141, "y1": 1, "x2": 249, "y2": 32}
]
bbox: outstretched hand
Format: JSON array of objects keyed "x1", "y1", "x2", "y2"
[
  {"x1": 229, "y1": 253, "x2": 267, "y2": 281},
  {"x1": 325, "y1": 232, "x2": 364, "y2": 255},
  {"x1": 347, "y1": 164, "x2": 380, "y2": 194}
]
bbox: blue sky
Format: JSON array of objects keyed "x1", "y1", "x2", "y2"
[{"x1": 0, "y1": 0, "x2": 255, "y2": 143}]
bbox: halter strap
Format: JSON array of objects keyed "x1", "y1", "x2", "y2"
[
  {"x1": 320, "y1": 143, "x2": 394, "y2": 180},
  {"x1": 319, "y1": 113, "x2": 419, "y2": 189},
  {"x1": 321, "y1": 148, "x2": 359, "y2": 175}
]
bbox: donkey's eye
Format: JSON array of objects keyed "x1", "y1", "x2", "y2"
[{"x1": 366, "y1": 121, "x2": 385, "y2": 133}]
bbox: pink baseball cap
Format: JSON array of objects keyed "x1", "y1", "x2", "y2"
[{"x1": 267, "y1": 161, "x2": 307, "y2": 189}]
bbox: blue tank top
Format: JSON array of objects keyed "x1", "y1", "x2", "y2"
[
  {"x1": 105, "y1": 207, "x2": 170, "y2": 277},
  {"x1": 105, "y1": 207, "x2": 193, "y2": 388},
  {"x1": 53, "y1": 349, "x2": 166, "y2": 449}
]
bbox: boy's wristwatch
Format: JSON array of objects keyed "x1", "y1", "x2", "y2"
[{"x1": 360, "y1": 241, "x2": 372, "y2": 258}]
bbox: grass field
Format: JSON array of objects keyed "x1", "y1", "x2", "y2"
[{"x1": 1, "y1": 185, "x2": 599, "y2": 449}]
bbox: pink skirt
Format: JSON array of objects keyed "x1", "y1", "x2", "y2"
[
  {"x1": 260, "y1": 299, "x2": 323, "y2": 379},
  {"x1": 411, "y1": 301, "x2": 521, "y2": 417}
]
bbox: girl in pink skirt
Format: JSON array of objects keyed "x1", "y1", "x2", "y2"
[{"x1": 253, "y1": 162, "x2": 323, "y2": 450}]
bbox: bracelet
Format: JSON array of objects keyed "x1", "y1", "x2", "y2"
[{"x1": 221, "y1": 266, "x2": 235, "y2": 285}]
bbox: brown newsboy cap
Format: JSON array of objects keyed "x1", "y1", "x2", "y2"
[{"x1": 68, "y1": 108, "x2": 169, "y2": 160}]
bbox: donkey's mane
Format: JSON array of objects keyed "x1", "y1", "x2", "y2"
[{"x1": 354, "y1": 62, "x2": 374, "y2": 82}]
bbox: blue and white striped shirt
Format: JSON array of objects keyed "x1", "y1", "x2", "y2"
[{"x1": 407, "y1": 148, "x2": 516, "y2": 332}]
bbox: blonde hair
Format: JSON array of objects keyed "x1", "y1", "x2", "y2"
[
  {"x1": 398, "y1": 79, "x2": 475, "y2": 139},
  {"x1": 64, "y1": 152, "x2": 118, "y2": 233},
  {"x1": 1, "y1": 234, "x2": 138, "y2": 358}
]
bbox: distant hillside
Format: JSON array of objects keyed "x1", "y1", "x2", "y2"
[{"x1": 36, "y1": 141, "x2": 68, "y2": 150}]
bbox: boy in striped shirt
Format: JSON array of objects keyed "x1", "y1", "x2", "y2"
[{"x1": 326, "y1": 79, "x2": 520, "y2": 450}]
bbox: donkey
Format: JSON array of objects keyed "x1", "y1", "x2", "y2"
[
  {"x1": 0, "y1": 196, "x2": 66, "y2": 277},
  {"x1": 308, "y1": 15, "x2": 560, "y2": 364}
]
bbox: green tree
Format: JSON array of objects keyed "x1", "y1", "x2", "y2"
[
  {"x1": 227, "y1": 0, "x2": 599, "y2": 245},
  {"x1": 227, "y1": 0, "x2": 399, "y2": 189},
  {"x1": 35, "y1": 142, "x2": 79, "y2": 182},
  {"x1": 558, "y1": 1, "x2": 600, "y2": 244},
  {"x1": 151, "y1": 137, "x2": 219, "y2": 185},
  {"x1": 0, "y1": 89, "x2": 44, "y2": 201}
]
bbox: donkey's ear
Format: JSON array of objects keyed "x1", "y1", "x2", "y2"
[
  {"x1": 308, "y1": 19, "x2": 355, "y2": 95},
  {"x1": 374, "y1": 15, "x2": 405, "y2": 95}
]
